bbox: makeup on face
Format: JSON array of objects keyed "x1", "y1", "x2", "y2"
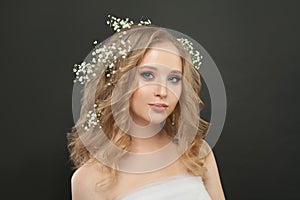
[{"x1": 129, "y1": 48, "x2": 183, "y2": 126}]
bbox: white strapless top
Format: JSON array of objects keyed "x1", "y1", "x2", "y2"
[{"x1": 116, "y1": 175, "x2": 212, "y2": 200}]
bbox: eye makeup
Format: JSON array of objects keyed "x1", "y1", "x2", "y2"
[{"x1": 138, "y1": 65, "x2": 182, "y2": 83}]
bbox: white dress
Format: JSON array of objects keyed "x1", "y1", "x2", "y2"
[{"x1": 116, "y1": 174, "x2": 212, "y2": 200}]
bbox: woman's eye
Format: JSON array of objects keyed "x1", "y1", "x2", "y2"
[
  {"x1": 140, "y1": 72, "x2": 154, "y2": 80},
  {"x1": 169, "y1": 76, "x2": 182, "y2": 83}
]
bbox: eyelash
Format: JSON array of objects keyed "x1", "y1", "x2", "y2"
[
  {"x1": 140, "y1": 72, "x2": 182, "y2": 83},
  {"x1": 169, "y1": 76, "x2": 182, "y2": 83},
  {"x1": 140, "y1": 72, "x2": 154, "y2": 80}
]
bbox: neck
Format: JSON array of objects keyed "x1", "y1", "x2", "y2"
[{"x1": 128, "y1": 126, "x2": 171, "y2": 153}]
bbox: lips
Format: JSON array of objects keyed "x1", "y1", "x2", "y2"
[
  {"x1": 148, "y1": 103, "x2": 169, "y2": 107},
  {"x1": 148, "y1": 103, "x2": 169, "y2": 112}
]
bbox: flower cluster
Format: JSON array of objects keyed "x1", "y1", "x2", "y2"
[
  {"x1": 73, "y1": 62, "x2": 97, "y2": 84},
  {"x1": 107, "y1": 15, "x2": 152, "y2": 33},
  {"x1": 82, "y1": 107, "x2": 100, "y2": 131},
  {"x1": 177, "y1": 38, "x2": 203, "y2": 70},
  {"x1": 138, "y1": 19, "x2": 152, "y2": 26},
  {"x1": 107, "y1": 15, "x2": 134, "y2": 32},
  {"x1": 73, "y1": 31, "x2": 131, "y2": 85},
  {"x1": 93, "y1": 32, "x2": 131, "y2": 85}
]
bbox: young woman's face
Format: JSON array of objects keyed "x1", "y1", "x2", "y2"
[{"x1": 130, "y1": 47, "x2": 182, "y2": 126}]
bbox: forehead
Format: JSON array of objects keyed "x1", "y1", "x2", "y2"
[{"x1": 139, "y1": 48, "x2": 182, "y2": 72}]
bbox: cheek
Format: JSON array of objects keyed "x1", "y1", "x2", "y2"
[
  {"x1": 131, "y1": 87, "x2": 149, "y2": 105},
  {"x1": 167, "y1": 89, "x2": 181, "y2": 112},
  {"x1": 167, "y1": 85, "x2": 182, "y2": 101}
]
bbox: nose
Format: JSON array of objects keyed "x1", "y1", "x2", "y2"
[{"x1": 154, "y1": 83, "x2": 168, "y2": 98}]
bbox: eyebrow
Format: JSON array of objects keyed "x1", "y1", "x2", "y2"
[{"x1": 138, "y1": 65, "x2": 182, "y2": 74}]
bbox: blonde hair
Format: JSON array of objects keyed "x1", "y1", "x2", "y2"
[{"x1": 67, "y1": 25, "x2": 210, "y2": 189}]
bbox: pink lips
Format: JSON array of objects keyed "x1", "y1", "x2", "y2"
[{"x1": 148, "y1": 103, "x2": 168, "y2": 112}]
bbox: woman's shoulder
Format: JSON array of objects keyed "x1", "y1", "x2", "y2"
[
  {"x1": 71, "y1": 159, "x2": 107, "y2": 200},
  {"x1": 199, "y1": 140, "x2": 226, "y2": 200},
  {"x1": 71, "y1": 159, "x2": 103, "y2": 184},
  {"x1": 199, "y1": 139, "x2": 212, "y2": 159}
]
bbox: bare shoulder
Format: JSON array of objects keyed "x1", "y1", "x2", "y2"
[
  {"x1": 200, "y1": 140, "x2": 226, "y2": 200},
  {"x1": 199, "y1": 139, "x2": 212, "y2": 159},
  {"x1": 71, "y1": 159, "x2": 107, "y2": 200}
]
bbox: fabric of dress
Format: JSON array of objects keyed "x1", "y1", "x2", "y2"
[{"x1": 116, "y1": 174, "x2": 212, "y2": 200}]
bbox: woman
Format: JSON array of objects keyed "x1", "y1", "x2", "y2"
[{"x1": 68, "y1": 17, "x2": 226, "y2": 200}]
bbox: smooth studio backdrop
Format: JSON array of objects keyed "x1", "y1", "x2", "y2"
[{"x1": 1, "y1": 0, "x2": 299, "y2": 199}]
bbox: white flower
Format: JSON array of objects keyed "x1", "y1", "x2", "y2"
[{"x1": 177, "y1": 38, "x2": 203, "y2": 70}]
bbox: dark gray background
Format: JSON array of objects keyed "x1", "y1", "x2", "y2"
[{"x1": 1, "y1": 0, "x2": 299, "y2": 199}]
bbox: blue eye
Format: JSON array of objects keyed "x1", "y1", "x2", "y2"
[
  {"x1": 169, "y1": 76, "x2": 182, "y2": 83},
  {"x1": 140, "y1": 72, "x2": 154, "y2": 80}
]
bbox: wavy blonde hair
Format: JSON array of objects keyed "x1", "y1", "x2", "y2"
[{"x1": 67, "y1": 25, "x2": 211, "y2": 189}]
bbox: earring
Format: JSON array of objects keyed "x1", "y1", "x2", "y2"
[{"x1": 171, "y1": 113, "x2": 175, "y2": 126}]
